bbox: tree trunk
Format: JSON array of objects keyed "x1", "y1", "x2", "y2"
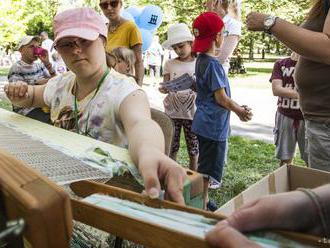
[
  {"x1": 249, "y1": 38, "x2": 254, "y2": 60},
  {"x1": 262, "y1": 48, "x2": 265, "y2": 59},
  {"x1": 276, "y1": 41, "x2": 280, "y2": 54}
]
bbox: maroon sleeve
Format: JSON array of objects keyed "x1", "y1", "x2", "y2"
[{"x1": 269, "y1": 60, "x2": 283, "y2": 83}]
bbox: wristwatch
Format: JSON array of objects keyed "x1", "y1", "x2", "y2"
[{"x1": 263, "y1": 15, "x2": 278, "y2": 34}]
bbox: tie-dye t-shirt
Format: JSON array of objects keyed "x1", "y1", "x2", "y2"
[{"x1": 43, "y1": 69, "x2": 141, "y2": 148}]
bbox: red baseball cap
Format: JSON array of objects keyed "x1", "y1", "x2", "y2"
[{"x1": 192, "y1": 12, "x2": 224, "y2": 53}]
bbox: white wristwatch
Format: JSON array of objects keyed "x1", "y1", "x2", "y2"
[{"x1": 264, "y1": 15, "x2": 278, "y2": 34}]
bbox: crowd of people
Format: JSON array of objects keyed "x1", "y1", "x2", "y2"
[{"x1": 2, "y1": 0, "x2": 330, "y2": 246}]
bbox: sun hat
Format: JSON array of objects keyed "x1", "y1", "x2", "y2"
[
  {"x1": 53, "y1": 7, "x2": 108, "y2": 47},
  {"x1": 192, "y1": 12, "x2": 224, "y2": 53},
  {"x1": 17, "y1": 36, "x2": 39, "y2": 50},
  {"x1": 162, "y1": 23, "x2": 194, "y2": 50}
]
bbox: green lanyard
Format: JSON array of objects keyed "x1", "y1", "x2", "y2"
[{"x1": 73, "y1": 67, "x2": 110, "y2": 136}]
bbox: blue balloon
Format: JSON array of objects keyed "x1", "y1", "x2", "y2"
[
  {"x1": 126, "y1": 6, "x2": 142, "y2": 21},
  {"x1": 121, "y1": 10, "x2": 135, "y2": 22},
  {"x1": 137, "y1": 5, "x2": 163, "y2": 31},
  {"x1": 139, "y1": 28, "x2": 153, "y2": 52}
]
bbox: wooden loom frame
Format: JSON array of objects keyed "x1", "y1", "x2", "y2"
[{"x1": 70, "y1": 180, "x2": 325, "y2": 248}]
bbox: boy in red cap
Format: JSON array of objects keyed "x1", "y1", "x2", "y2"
[{"x1": 191, "y1": 12, "x2": 252, "y2": 211}]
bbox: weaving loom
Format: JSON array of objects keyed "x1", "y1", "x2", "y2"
[
  {"x1": 0, "y1": 108, "x2": 204, "y2": 208},
  {"x1": 0, "y1": 109, "x2": 323, "y2": 248}
]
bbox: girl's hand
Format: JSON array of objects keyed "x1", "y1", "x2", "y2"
[
  {"x1": 137, "y1": 147, "x2": 187, "y2": 204},
  {"x1": 4, "y1": 82, "x2": 29, "y2": 100},
  {"x1": 159, "y1": 86, "x2": 169, "y2": 94}
]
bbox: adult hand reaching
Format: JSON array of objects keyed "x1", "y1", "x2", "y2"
[{"x1": 205, "y1": 188, "x2": 328, "y2": 247}]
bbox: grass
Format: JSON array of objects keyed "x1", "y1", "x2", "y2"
[
  {"x1": 176, "y1": 134, "x2": 306, "y2": 208},
  {"x1": 245, "y1": 67, "x2": 273, "y2": 74},
  {"x1": 227, "y1": 60, "x2": 275, "y2": 89},
  {"x1": 0, "y1": 100, "x2": 11, "y2": 111},
  {"x1": 0, "y1": 67, "x2": 9, "y2": 76}
]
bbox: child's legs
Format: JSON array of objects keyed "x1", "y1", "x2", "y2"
[
  {"x1": 197, "y1": 135, "x2": 226, "y2": 209},
  {"x1": 26, "y1": 108, "x2": 51, "y2": 124},
  {"x1": 182, "y1": 119, "x2": 199, "y2": 171},
  {"x1": 149, "y1": 65, "x2": 156, "y2": 77},
  {"x1": 170, "y1": 119, "x2": 183, "y2": 160},
  {"x1": 155, "y1": 66, "x2": 161, "y2": 77},
  {"x1": 274, "y1": 112, "x2": 297, "y2": 166}
]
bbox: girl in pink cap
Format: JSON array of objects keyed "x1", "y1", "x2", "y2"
[{"x1": 4, "y1": 7, "x2": 186, "y2": 204}]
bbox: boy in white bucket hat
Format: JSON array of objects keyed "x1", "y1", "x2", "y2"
[{"x1": 159, "y1": 23, "x2": 199, "y2": 172}]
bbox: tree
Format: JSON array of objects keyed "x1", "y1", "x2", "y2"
[
  {"x1": 238, "y1": 0, "x2": 310, "y2": 58},
  {"x1": 0, "y1": 0, "x2": 27, "y2": 50},
  {"x1": 0, "y1": 0, "x2": 60, "y2": 50},
  {"x1": 23, "y1": 0, "x2": 60, "y2": 38},
  {"x1": 0, "y1": 0, "x2": 311, "y2": 57}
]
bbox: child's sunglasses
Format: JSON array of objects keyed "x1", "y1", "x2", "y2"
[{"x1": 99, "y1": 1, "x2": 120, "y2": 9}]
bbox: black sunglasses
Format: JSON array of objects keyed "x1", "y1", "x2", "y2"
[{"x1": 99, "y1": 1, "x2": 120, "y2": 9}]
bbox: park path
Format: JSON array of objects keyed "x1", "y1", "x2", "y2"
[
  {"x1": 144, "y1": 74, "x2": 276, "y2": 143},
  {"x1": 0, "y1": 76, "x2": 7, "y2": 100},
  {"x1": 0, "y1": 74, "x2": 276, "y2": 143}
]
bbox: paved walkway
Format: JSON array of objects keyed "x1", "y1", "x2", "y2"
[
  {"x1": 0, "y1": 76, "x2": 7, "y2": 100},
  {"x1": 143, "y1": 76, "x2": 276, "y2": 143}
]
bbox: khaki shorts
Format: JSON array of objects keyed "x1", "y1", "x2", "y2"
[
  {"x1": 273, "y1": 112, "x2": 307, "y2": 162},
  {"x1": 305, "y1": 120, "x2": 330, "y2": 171}
]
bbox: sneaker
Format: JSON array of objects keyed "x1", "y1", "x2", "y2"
[
  {"x1": 207, "y1": 200, "x2": 218, "y2": 212},
  {"x1": 209, "y1": 181, "x2": 221, "y2": 190}
]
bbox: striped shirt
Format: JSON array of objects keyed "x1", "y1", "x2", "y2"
[{"x1": 8, "y1": 60, "x2": 51, "y2": 115}]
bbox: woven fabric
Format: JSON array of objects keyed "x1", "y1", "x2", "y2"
[{"x1": 0, "y1": 123, "x2": 110, "y2": 185}]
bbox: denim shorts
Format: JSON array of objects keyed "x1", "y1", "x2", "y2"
[{"x1": 197, "y1": 135, "x2": 227, "y2": 183}]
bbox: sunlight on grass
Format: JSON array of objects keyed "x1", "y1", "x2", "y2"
[
  {"x1": 176, "y1": 134, "x2": 306, "y2": 207},
  {"x1": 0, "y1": 100, "x2": 11, "y2": 111},
  {"x1": 0, "y1": 67, "x2": 9, "y2": 76}
]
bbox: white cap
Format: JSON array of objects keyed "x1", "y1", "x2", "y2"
[
  {"x1": 162, "y1": 23, "x2": 194, "y2": 50},
  {"x1": 17, "y1": 36, "x2": 39, "y2": 50}
]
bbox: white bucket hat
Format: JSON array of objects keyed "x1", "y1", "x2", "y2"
[
  {"x1": 162, "y1": 23, "x2": 194, "y2": 50},
  {"x1": 17, "y1": 36, "x2": 39, "y2": 50}
]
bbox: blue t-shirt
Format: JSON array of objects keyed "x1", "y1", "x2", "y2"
[{"x1": 192, "y1": 54, "x2": 231, "y2": 141}]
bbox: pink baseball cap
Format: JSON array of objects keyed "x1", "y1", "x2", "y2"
[{"x1": 53, "y1": 7, "x2": 108, "y2": 47}]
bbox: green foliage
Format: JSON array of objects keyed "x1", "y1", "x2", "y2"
[
  {"x1": 0, "y1": 67, "x2": 9, "y2": 76},
  {"x1": 24, "y1": 0, "x2": 60, "y2": 38},
  {"x1": 0, "y1": 100, "x2": 11, "y2": 111},
  {"x1": 0, "y1": 0, "x2": 59, "y2": 50},
  {"x1": 0, "y1": 0, "x2": 311, "y2": 56},
  {"x1": 0, "y1": 0, "x2": 27, "y2": 50},
  {"x1": 211, "y1": 136, "x2": 279, "y2": 207},
  {"x1": 238, "y1": 0, "x2": 310, "y2": 57}
]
